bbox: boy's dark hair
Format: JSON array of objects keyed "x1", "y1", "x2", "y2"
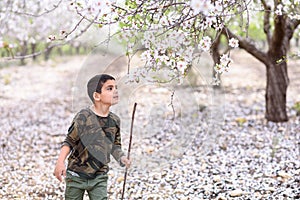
[{"x1": 87, "y1": 74, "x2": 115, "y2": 102}]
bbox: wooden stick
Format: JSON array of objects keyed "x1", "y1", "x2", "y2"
[{"x1": 121, "y1": 102, "x2": 137, "y2": 200}]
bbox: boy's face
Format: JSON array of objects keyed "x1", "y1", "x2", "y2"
[{"x1": 94, "y1": 79, "x2": 118, "y2": 105}]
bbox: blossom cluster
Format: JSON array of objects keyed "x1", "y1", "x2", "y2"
[
  {"x1": 214, "y1": 53, "x2": 232, "y2": 74},
  {"x1": 275, "y1": 0, "x2": 300, "y2": 19},
  {"x1": 229, "y1": 38, "x2": 239, "y2": 48},
  {"x1": 0, "y1": 0, "x2": 82, "y2": 54},
  {"x1": 70, "y1": 0, "x2": 114, "y2": 16},
  {"x1": 1, "y1": 0, "x2": 299, "y2": 87},
  {"x1": 199, "y1": 36, "x2": 211, "y2": 52},
  {"x1": 113, "y1": 0, "x2": 247, "y2": 85},
  {"x1": 190, "y1": 0, "x2": 235, "y2": 16},
  {"x1": 190, "y1": 0, "x2": 215, "y2": 16},
  {"x1": 117, "y1": 25, "x2": 196, "y2": 84}
]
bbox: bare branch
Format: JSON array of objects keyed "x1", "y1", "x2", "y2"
[{"x1": 60, "y1": 16, "x2": 86, "y2": 40}]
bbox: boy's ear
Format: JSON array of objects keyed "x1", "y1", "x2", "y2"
[{"x1": 93, "y1": 92, "x2": 101, "y2": 101}]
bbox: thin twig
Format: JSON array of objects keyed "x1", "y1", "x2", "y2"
[{"x1": 169, "y1": 90, "x2": 176, "y2": 120}]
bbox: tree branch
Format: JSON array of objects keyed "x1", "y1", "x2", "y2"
[
  {"x1": 261, "y1": 0, "x2": 272, "y2": 44},
  {"x1": 222, "y1": 27, "x2": 268, "y2": 65},
  {"x1": 291, "y1": 19, "x2": 300, "y2": 36},
  {"x1": 293, "y1": 19, "x2": 300, "y2": 28}
]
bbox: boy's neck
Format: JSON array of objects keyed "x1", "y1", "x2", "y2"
[{"x1": 91, "y1": 104, "x2": 110, "y2": 117}]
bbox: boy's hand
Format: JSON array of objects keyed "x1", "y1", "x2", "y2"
[
  {"x1": 120, "y1": 156, "x2": 132, "y2": 168},
  {"x1": 54, "y1": 161, "x2": 66, "y2": 182}
]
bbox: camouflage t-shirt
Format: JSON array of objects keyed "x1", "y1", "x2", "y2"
[{"x1": 62, "y1": 108, "x2": 125, "y2": 179}]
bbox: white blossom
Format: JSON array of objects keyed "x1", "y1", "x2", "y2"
[
  {"x1": 214, "y1": 63, "x2": 224, "y2": 74},
  {"x1": 212, "y1": 0, "x2": 224, "y2": 14},
  {"x1": 199, "y1": 36, "x2": 212, "y2": 52},
  {"x1": 140, "y1": 50, "x2": 152, "y2": 62},
  {"x1": 190, "y1": 0, "x2": 214, "y2": 15},
  {"x1": 158, "y1": 55, "x2": 170, "y2": 65},
  {"x1": 160, "y1": 16, "x2": 170, "y2": 26},
  {"x1": 214, "y1": 53, "x2": 232, "y2": 74},
  {"x1": 47, "y1": 34, "x2": 56, "y2": 43},
  {"x1": 220, "y1": 53, "x2": 232, "y2": 64},
  {"x1": 183, "y1": 46, "x2": 195, "y2": 62},
  {"x1": 229, "y1": 38, "x2": 239, "y2": 48},
  {"x1": 290, "y1": 14, "x2": 300, "y2": 20},
  {"x1": 176, "y1": 60, "x2": 188, "y2": 75},
  {"x1": 275, "y1": 4, "x2": 283, "y2": 15},
  {"x1": 281, "y1": 0, "x2": 291, "y2": 6}
]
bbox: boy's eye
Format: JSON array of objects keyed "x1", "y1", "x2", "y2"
[{"x1": 105, "y1": 85, "x2": 117, "y2": 91}]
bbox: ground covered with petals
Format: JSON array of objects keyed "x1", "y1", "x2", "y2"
[{"x1": 0, "y1": 53, "x2": 299, "y2": 200}]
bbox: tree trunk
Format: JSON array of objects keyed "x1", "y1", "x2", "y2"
[
  {"x1": 57, "y1": 47, "x2": 63, "y2": 56},
  {"x1": 76, "y1": 46, "x2": 80, "y2": 54},
  {"x1": 264, "y1": 13, "x2": 292, "y2": 122},
  {"x1": 44, "y1": 46, "x2": 53, "y2": 60},
  {"x1": 220, "y1": 5, "x2": 300, "y2": 122},
  {"x1": 265, "y1": 54, "x2": 289, "y2": 122},
  {"x1": 20, "y1": 41, "x2": 27, "y2": 65},
  {"x1": 31, "y1": 43, "x2": 37, "y2": 61}
]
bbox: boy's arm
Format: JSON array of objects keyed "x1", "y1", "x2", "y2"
[
  {"x1": 111, "y1": 127, "x2": 131, "y2": 168},
  {"x1": 54, "y1": 121, "x2": 78, "y2": 182},
  {"x1": 53, "y1": 111, "x2": 84, "y2": 181},
  {"x1": 53, "y1": 121, "x2": 77, "y2": 182},
  {"x1": 111, "y1": 132, "x2": 126, "y2": 167},
  {"x1": 54, "y1": 145, "x2": 70, "y2": 182}
]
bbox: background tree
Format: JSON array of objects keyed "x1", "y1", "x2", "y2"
[
  {"x1": 106, "y1": 0, "x2": 299, "y2": 122},
  {"x1": 220, "y1": 0, "x2": 300, "y2": 122},
  {"x1": 0, "y1": 0, "x2": 98, "y2": 63}
]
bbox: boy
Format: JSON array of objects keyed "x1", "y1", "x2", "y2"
[{"x1": 54, "y1": 74, "x2": 131, "y2": 200}]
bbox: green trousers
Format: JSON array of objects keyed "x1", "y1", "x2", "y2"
[{"x1": 65, "y1": 171, "x2": 108, "y2": 200}]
